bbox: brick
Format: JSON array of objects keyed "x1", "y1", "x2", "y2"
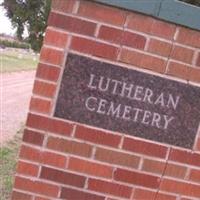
[
  {"x1": 78, "y1": 1, "x2": 126, "y2": 26},
  {"x1": 27, "y1": 113, "x2": 73, "y2": 136},
  {"x1": 189, "y1": 67, "x2": 200, "y2": 83},
  {"x1": 95, "y1": 147, "x2": 140, "y2": 169},
  {"x1": 156, "y1": 192, "x2": 177, "y2": 200},
  {"x1": 123, "y1": 31, "x2": 146, "y2": 50},
  {"x1": 19, "y1": 145, "x2": 41, "y2": 162},
  {"x1": 197, "y1": 53, "x2": 200, "y2": 66},
  {"x1": 14, "y1": 176, "x2": 59, "y2": 197},
  {"x1": 33, "y1": 80, "x2": 56, "y2": 98},
  {"x1": 133, "y1": 188, "x2": 156, "y2": 200},
  {"x1": 60, "y1": 187, "x2": 105, "y2": 200},
  {"x1": 160, "y1": 178, "x2": 200, "y2": 198},
  {"x1": 114, "y1": 168, "x2": 160, "y2": 189},
  {"x1": 189, "y1": 169, "x2": 200, "y2": 183},
  {"x1": 120, "y1": 49, "x2": 166, "y2": 74},
  {"x1": 151, "y1": 20, "x2": 176, "y2": 40},
  {"x1": 71, "y1": 36, "x2": 119, "y2": 61},
  {"x1": 148, "y1": 39, "x2": 172, "y2": 57},
  {"x1": 68, "y1": 157, "x2": 113, "y2": 178},
  {"x1": 47, "y1": 136, "x2": 92, "y2": 157},
  {"x1": 140, "y1": 53, "x2": 167, "y2": 73},
  {"x1": 120, "y1": 48, "x2": 141, "y2": 66},
  {"x1": 16, "y1": 161, "x2": 39, "y2": 177},
  {"x1": 20, "y1": 145, "x2": 74, "y2": 169},
  {"x1": 36, "y1": 63, "x2": 60, "y2": 82},
  {"x1": 11, "y1": 190, "x2": 32, "y2": 200},
  {"x1": 142, "y1": 159, "x2": 166, "y2": 175},
  {"x1": 51, "y1": 0, "x2": 75, "y2": 13},
  {"x1": 127, "y1": 13, "x2": 154, "y2": 34},
  {"x1": 98, "y1": 25, "x2": 123, "y2": 44},
  {"x1": 40, "y1": 166, "x2": 85, "y2": 187},
  {"x1": 134, "y1": 189, "x2": 177, "y2": 200},
  {"x1": 40, "y1": 151, "x2": 67, "y2": 168},
  {"x1": 165, "y1": 163, "x2": 187, "y2": 178},
  {"x1": 169, "y1": 148, "x2": 200, "y2": 167},
  {"x1": 75, "y1": 125, "x2": 121, "y2": 147},
  {"x1": 195, "y1": 137, "x2": 200, "y2": 151},
  {"x1": 30, "y1": 97, "x2": 51, "y2": 114},
  {"x1": 23, "y1": 129, "x2": 44, "y2": 146},
  {"x1": 44, "y1": 28, "x2": 68, "y2": 48},
  {"x1": 88, "y1": 178, "x2": 132, "y2": 198},
  {"x1": 48, "y1": 12, "x2": 96, "y2": 36},
  {"x1": 167, "y1": 61, "x2": 189, "y2": 80},
  {"x1": 122, "y1": 137, "x2": 168, "y2": 158},
  {"x1": 98, "y1": 26, "x2": 146, "y2": 50},
  {"x1": 171, "y1": 45, "x2": 194, "y2": 64},
  {"x1": 18, "y1": 145, "x2": 66, "y2": 168},
  {"x1": 35, "y1": 197, "x2": 50, "y2": 200},
  {"x1": 177, "y1": 27, "x2": 200, "y2": 48},
  {"x1": 40, "y1": 46, "x2": 64, "y2": 66}
]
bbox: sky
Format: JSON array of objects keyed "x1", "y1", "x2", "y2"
[{"x1": 0, "y1": 0, "x2": 16, "y2": 35}]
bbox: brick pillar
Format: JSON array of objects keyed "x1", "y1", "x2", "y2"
[{"x1": 12, "y1": 0, "x2": 200, "y2": 200}]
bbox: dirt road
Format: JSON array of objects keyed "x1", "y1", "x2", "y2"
[{"x1": 0, "y1": 70, "x2": 35, "y2": 145}]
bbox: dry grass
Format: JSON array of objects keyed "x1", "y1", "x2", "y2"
[
  {"x1": 1, "y1": 48, "x2": 38, "y2": 73},
  {"x1": 0, "y1": 127, "x2": 23, "y2": 200}
]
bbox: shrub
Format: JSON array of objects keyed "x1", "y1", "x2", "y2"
[{"x1": 0, "y1": 40, "x2": 30, "y2": 49}]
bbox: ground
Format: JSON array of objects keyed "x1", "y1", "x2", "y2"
[{"x1": 0, "y1": 70, "x2": 35, "y2": 144}]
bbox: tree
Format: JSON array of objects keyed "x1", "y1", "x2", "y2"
[
  {"x1": 180, "y1": 0, "x2": 200, "y2": 6},
  {"x1": 2, "y1": 0, "x2": 52, "y2": 52}
]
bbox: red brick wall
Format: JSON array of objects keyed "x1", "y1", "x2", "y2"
[{"x1": 12, "y1": 0, "x2": 200, "y2": 199}]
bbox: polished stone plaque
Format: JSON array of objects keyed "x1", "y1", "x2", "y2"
[{"x1": 54, "y1": 53, "x2": 200, "y2": 149}]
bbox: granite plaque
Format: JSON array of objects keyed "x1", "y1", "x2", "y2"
[{"x1": 54, "y1": 53, "x2": 200, "y2": 149}]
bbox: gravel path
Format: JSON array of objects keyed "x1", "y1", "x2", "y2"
[{"x1": 0, "y1": 70, "x2": 35, "y2": 145}]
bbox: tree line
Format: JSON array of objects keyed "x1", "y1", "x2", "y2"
[{"x1": 2, "y1": 0, "x2": 51, "y2": 52}]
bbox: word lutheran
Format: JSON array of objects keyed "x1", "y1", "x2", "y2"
[
  {"x1": 85, "y1": 74, "x2": 180, "y2": 130},
  {"x1": 87, "y1": 74, "x2": 180, "y2": 109}
]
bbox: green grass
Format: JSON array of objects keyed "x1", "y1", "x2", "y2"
[
  {"x1": 0, "y1": 128, "x2": 23, "y2": 200},
  {"x1": 1, "y1": 49, "x2": 39, "y2": 73}
]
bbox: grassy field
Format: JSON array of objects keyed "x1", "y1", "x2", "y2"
[
  {"x1": 0, "y1": 129, "x2": 23, "y2": 200},
  {"x1": 1, "y1": 48, "x2": 39, "y2": 73}
]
